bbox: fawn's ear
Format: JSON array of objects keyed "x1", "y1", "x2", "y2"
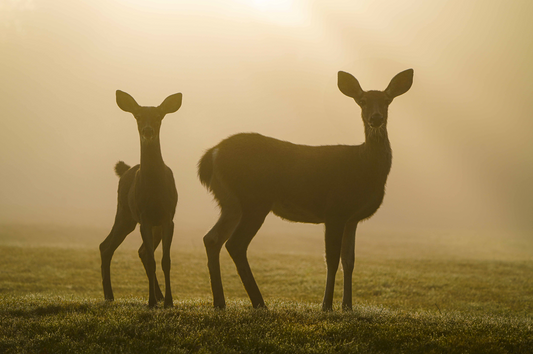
[
  {"x1": 385, "y1": 69, "x2": 414, "y2": 98},
  {"x1": 159, "y1": 93, "x2": 182, "y2": 115},
  {"x1": 338, "y1": 71, "x2": 364, "y2": 101},
  {"x1": 116, "y1": 90, "x2": 140, "y2": 114}
]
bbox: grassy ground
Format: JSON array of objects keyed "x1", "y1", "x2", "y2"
[
  {"x1": 0, "y1": 224, "x2": 532, "y2": 353},
  {"x1": 2, "y1": 296, "x2": 532, "y2": 354}
]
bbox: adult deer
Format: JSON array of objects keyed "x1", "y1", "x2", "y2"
[
  {"x1": 198, "y1": 69, "x2": 413, "y2": 311},
  {"x1": 99, "y1": 90, "x2": 182, "y2": 307}
]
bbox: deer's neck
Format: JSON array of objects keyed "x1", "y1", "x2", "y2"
[
  {"x1": 362, "y1": 126, "x2": 392, "y2": 177},
  {"x1": 139, "y1": 138, "x2": 166, "y2": 181}
]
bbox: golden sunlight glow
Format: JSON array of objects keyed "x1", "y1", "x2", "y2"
[
  {"x1": 238, "y1": 0, "x2": 309, "y2": 26},
  {"x1": 250, "y1": 0, "x2": 295, "y2": 12}
]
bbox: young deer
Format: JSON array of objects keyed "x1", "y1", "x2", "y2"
[
  {"x1": 198, "y1": 69, "x2": 413, "y2": 311},
  {"x1": 100, "y1": 90, "x2": 182, "y2": 307}
]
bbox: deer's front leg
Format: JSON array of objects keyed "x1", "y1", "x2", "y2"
[
  {"x1": 322, "y1": 218, "x2": 346, "y2": 311},
  {"x1": 161, "y1": 221, "x2": 174, "y2": 308},
  {"x1": 341, "y1": 220, "x2": 358, "y2": 311},
  {"x1": 139, "y1": 227, "x2": 164, "y2": 302},
  {"x1": 139, "y1": 223, "x2": 157, "y2": 307}
]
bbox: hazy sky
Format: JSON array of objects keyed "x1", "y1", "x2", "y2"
[{"x1": 1, "y1": 0, "x2": 532, "y2": 236}]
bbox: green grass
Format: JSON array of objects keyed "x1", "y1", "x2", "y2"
[
  {"x1": 1, "y1": 296, "x2": 531, "y2": 354},
  {"x1": 0, "y1": 224, "x2": 532, "y2": 353}
]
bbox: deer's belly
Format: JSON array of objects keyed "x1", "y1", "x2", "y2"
[{"x1": 272, "y1": 201, "x2": 324, "y2": 224}]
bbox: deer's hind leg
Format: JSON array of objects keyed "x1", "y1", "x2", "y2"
[
  {"x1": 225, "y1": 200, "x2": 271, "y2": 309},
  {"x1": 204, "y1": 205, "x2": 241, "y2": 309},
  {"x1": 203, "y1": 176, "x2": 242, "y2": 309},
  {"x1": 100, "y1": 205, "x2": 137, "y2": 301},
  {"x1": 138, "y1": 226, "x2": 164, "y2": 302}
]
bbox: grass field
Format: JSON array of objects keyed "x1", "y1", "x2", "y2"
[{"x1": 0, "y1": 223, "x2": 532, "y2": 353}]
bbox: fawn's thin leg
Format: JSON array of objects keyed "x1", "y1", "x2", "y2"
[
  {"x1": 139, "y1": 223, "x2": 157, "y2": 307},
  {"x1": 341, "y1": 220, "x2": 358, "y2": 311},
  {"x1": 161, "y1": 221, "x2": 174, "y2": 308},
  {"x1": 322, "y1": 218, "x2": 346, "y2": 311},
  {"x1": 139, "y1": 227, "x2": 164, "y2": 301},
  {"x1": 204, "y1": 207, "x2": 241, "y2": 309},
  {"x1": 225, "y1": 204, "x2": 270, "y2": 309},
  {"x1": 100, "y1": 207, "x2": 137, "y2": 301}
]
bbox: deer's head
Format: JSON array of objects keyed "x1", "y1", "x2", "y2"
[
  {"x1": 116, "y1": 90, "x2": 182, "y2": 143},
  {"x1": 338, "y1": 69, "x2": 413, "y2": 132}
]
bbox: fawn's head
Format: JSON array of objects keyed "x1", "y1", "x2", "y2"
[
  {"x1": 338, "y1": 69, "x2": 413, "y2": 131},
  {"x1": 116, "y1": 90, "x2": 182, "y2": 143}
]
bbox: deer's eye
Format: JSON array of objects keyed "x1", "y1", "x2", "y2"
[{"x1": 359, "y1": 99, "x2": 367, "y2": 106}]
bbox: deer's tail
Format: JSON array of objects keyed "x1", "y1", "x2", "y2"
[
  {"x1": 197, "y1": 149, "x2": 214, "y2": 189},
  {"x1": 114, "y1": 161, "x2": 131, "y2": 178}
]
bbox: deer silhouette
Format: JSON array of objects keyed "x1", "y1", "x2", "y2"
[
  {"x1": 198, "y1": 69, "x2": 413, "y2": 310},
  {"x1": 100, "y1": 90, "x2": 182, "y2": 307}
]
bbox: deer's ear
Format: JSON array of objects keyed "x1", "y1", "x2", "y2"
[
  {"x1": 338, "y1": 71, "x2": 364, "y2": 101},
  {"x1": 159, "y1": 93, "x2": 182, "y2": 115},
  {"x1": 116, "y1": 90, "x2": 140, "y2": 114},
  {"x1": 385, "y1": 69, "x2": 414, "y2": 98}
]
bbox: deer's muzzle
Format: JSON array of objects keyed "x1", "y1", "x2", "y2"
[{"x1": 369, "y1": 113, "x2": 384, "y2": 128}]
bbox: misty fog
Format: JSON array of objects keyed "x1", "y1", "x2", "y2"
[{"x1": 1, "y1": 0, "x2": 532, "y2": 247}]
